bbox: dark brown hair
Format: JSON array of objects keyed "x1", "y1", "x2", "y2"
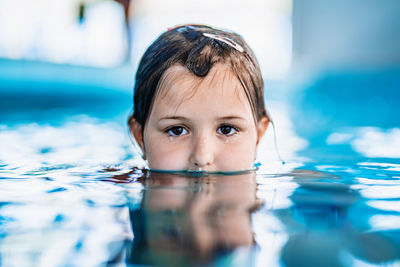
[{"x1": 128, "y1": 24, "x2": 268, "y2": 129}]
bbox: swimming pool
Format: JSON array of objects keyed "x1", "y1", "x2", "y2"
[{"x1": 1, "y1": 59, "x2": 399, "y2": 266}]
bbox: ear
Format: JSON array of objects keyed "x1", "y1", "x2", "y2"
[
  {"x1": 256, "y1": 116, "x2": 269, "y2": 145},
  {"x1": 129, "y1": 116, "x2": 145, "y2": 155}
]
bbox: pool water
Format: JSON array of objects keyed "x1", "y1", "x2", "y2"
[{"x1": 1, "y1": 60, "x2": 400, "y2": 266}]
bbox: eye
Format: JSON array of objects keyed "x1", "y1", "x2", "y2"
[
  {"x1": 166, "y1": 126, "x2": 188, "y2": 137},
  {"x1": 217, "y1": 125, "x2": 238, "y2": 136}
]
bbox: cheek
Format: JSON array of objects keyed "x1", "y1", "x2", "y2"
[
  {"x1": 216, "y1": 136, "x2": 258, "y2": 171},
  {"x1": 144, "y1": 135, "x2": 189, "y2": 170}
]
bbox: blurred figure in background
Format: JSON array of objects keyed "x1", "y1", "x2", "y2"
[{"x1": 78, "y1": 0, "x2": 133, "y2": 61}]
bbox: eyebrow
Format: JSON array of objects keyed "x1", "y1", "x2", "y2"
[
  {"x1": 217, "y1": 116, "x2": 246, "y2": 121},
  {"x1": 159, "y1": 116, "x2": 189, "y2": 121},
  {"x1": 159, "y1": 116, "x2": 246, "y2": 121}
]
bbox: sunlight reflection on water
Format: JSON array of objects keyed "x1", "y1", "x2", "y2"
[{"x1": 326, "y1": 127, "x2": 400, "y2": 158}]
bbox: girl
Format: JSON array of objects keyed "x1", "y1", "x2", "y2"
[{"x1": 128, "y1": 24, "x2": 269, "y2": 173}]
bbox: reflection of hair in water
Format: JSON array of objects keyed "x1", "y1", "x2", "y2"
[
  {"x1": 125, "y1": 207, "x2": 147, "y2": 264},
  {"x1": 125, "y1": 173, "x2": 263, "y2": 266}
]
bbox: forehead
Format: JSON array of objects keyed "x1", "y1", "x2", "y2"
[{"x1": 153, "y1": 63, "x2": 250, "y2": 113}]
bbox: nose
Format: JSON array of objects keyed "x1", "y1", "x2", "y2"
[{"x1": 189, "y1": 135, "x2": 215, "y2": 171}]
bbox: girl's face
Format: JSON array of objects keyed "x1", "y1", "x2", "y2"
[{"x1": 132, "y1": 64, "x2": 268, "y2": 172}]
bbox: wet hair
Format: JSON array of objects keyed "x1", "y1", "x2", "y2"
[{"x1": 128, "y1": 24, "x2": 268, "y2": 129}]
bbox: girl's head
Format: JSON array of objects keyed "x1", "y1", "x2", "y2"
[{"x1": 129, "y1": 24, "x2": 269, "y2": 172}]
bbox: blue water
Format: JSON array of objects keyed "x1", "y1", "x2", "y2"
[{"x1": 1, "y1": 59, "x2": 400, "y2": 266}]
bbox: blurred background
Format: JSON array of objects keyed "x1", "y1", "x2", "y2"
[
  {"x1": 0, "y1": 0, "x2": 399, "y2": 168},
  {"x1": 1, "y1": 2, "x2": 400, "y2": 266}
]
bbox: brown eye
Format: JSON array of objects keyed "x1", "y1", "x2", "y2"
[
  {"x1": 217, "y1": 125, "x2": 238, "y2": 136},
  {"x1": 167, "y1": 126, "x2": 188, "y2": 136}
]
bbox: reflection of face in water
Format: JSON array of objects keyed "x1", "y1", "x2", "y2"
[{"x1": 126, "y1": 171, "x2": 262, "y2": 266}]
